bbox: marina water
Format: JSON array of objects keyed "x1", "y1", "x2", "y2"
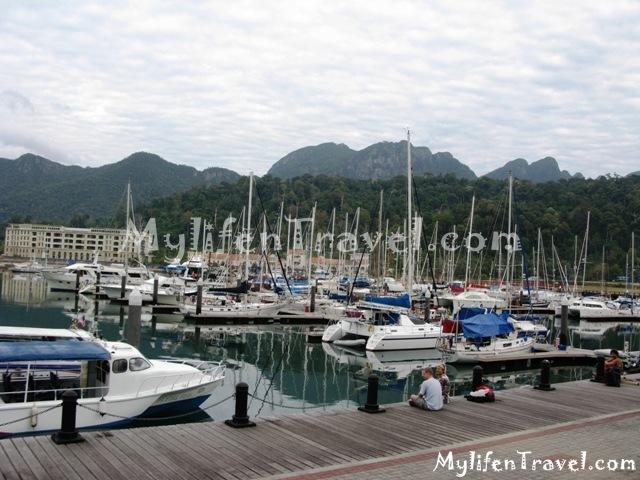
[{"x1": 2, "y1": 271, "x2": 636, "y2": 431}]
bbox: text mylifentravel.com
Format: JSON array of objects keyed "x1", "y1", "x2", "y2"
[{"x1": 433, "y1": 450, "x2": 636, "y2": 477}]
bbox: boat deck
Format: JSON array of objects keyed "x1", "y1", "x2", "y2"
[{"x1": 1, "y1": 379, "x2": 639, "y2": 479}]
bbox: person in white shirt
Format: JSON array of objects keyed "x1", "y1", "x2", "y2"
[{"x1": 409, "y1": 366, "x2": 443, "y2": 411}]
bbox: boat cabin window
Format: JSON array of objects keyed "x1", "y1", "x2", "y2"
[
  {"x1": 112, "y1": 359, "x2": 128, "y2": 373},
  {"x1": 129, "y1": 357, "x2": 150, "y2": 371},
  {"x1": 96, "y1": 360, "x2": 110, "y2": 382}
]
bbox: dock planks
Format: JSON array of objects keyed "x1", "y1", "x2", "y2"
[{"x1": 1, "y1": 379, "x2": 639, "y2": 479}]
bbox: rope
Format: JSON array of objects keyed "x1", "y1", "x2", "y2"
[
  {"x1": 0, "y1": 404, "x2": 61, "y2": 427},
  {"x1": 77, "y1": 393, "x2": 235, "y2": 422}
]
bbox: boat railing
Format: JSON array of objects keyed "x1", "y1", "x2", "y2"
[
  {"x1": 165, "y1": 359, "x2": 226, "y2": 376},
  {"x1": 1, "y1": 380, "x2": 108, "y2": 404},
  {"x1": 135, "y1": 363, "x2": 226, "y2": 396}
]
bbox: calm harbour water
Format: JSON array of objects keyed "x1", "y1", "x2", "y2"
[{"x1": 2, "y1": 270, "x2": 636, "y2": 429}]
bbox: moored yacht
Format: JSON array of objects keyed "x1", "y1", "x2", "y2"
[
  {"x1": 0, "y1": 338, "x2": 225, "y2": 438},
  {"x1": 437, "y1": 310, "x2": 535, "y2": 363}
]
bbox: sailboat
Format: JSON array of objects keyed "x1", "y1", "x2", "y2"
[
  {"x1": 322, "y1": 130, "x2": 447, "y2": 351},
  {"x1": 437, "y1": 308, "x2": 535, "y2": 363}
]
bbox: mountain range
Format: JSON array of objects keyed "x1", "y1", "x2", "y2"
[
  {"x1": 0, "y1": 142, "x2": 590, "y2": 223},
  {"x1": 0, "y1": 152, "x2": 240, "y2": 223},
  {"x1": 266, "y1": 141, "x2": 583, "y2": 181}
]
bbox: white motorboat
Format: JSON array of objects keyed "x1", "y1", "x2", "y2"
[
  {"x1": 365, "y1": 314, "x2": 445, "y2": 351},
  {"x1": 0, "y1": 326, "x2": 95, "y2": 342},
  {"x1": 567, "y1": 298, "x2": 636, "y2": 319},
  {"x1": 0, "y1": 339, "x2": 225, "y2": 438},
  {"x1": 42, "y1": 262, "x2": 98, "y2": 291},
  {"x1": 507, "y1": 314, "x2": 550, "y2": 341},
  {"x1": 43, "y1": 262, "x2": 150, "y2": 293},
  {"x1": 100, "y1": 275, "x2": 185, "y2": 305}
]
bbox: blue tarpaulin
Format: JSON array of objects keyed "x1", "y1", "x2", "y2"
[
  {"x1": 363, "y1": 293, "x2": 411, "y2": 309},
  {"x1": 460, "y1": 311, "x2": 515, "y2": 339}
]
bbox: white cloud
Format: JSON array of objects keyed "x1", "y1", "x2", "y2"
[{"x1": 0, "y1": 0, "x2": 638, "y2": 177}]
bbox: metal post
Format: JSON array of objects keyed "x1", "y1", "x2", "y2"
[
  {"x1": 75, "y1": 269, "x2": 80, "y2": 292},
  {"x1": 127, "y1": 287, "x2": 142, "y2": 348},
  {"x1": 310, "y1": 285, "x2": 316, "y2": 313},
  {"x1": 120, "y1": 275, "x2": 127, "y2": 300},
  {"x1": 51, "y1": 390, "x2": 85, "y2": 444},
  {"x1": 592, "y1": 356, "x2": 605, "y2": 383},
  {"x1": 196, "y1": 278, "x2": 203, "y2": 315},
  {"x1": 225, "y1": 382, "x2": 256, "y2": 428},
  {"x1": 152, "y1": 274, "x2": 159, "y2": 305},
  {"x1": 534, "y1": 359, "x2": 555, "y2": 391},
  {"x1": 95, "y1": 271, "x2": 101, "y2": 295},
  {"x1": 424, "y1": 299, "x2": 430, "y2": 322},
  {"x1": 559, "y1": 295, "x2": 568, "y2": 346},
  {"x1": 472, "y1": 365, "x2": 483, "y2": 391},
  {"x1": 358, "y1": 374, "x2": 385, "y2": 413}
]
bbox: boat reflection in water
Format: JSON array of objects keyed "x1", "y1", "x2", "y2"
[
  {"x1": 321, "y1": 342, "x2": 595, "y2": 399},
  {"x1": 0, "y1": 270, "x2": 616, "y2": 431}
]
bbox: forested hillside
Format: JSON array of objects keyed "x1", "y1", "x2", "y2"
[{"x1": 131, "y1": 173, "x2": 640, "y2": 282}]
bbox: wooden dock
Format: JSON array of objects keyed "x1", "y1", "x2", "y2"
[
  {"x1": 1, "y1": 379, "x2": 638, "y2": 479},
  {"x1": 186, "y1": 313, "x2": 328, "y2": 325}
]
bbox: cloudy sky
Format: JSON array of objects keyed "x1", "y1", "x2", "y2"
[{"x1": 1, "y1": 1, "x2": 638, "y2": 178}]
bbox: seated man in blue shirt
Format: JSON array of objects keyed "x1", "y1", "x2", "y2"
[{"x1": 409, "y1": 366, "x2": 443, "y2": 411}]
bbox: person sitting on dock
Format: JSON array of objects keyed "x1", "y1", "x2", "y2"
[
  {"x1": 436, "y1": 363, "x2": 451, "y2": 404},
  {"x1": 409, "y1": 367, "x2": 443, "y2": 411},
  {"x1": 604, "y1": 349, "x2": 624, "y2": 387}
]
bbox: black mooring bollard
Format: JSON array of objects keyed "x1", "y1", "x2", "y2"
[
  {"x1": 591, "y1": 356, "x2": 605, "y2": 383},
  {"x1": 534, "y1": 359, "x2": 556, "y2": 391},
  {"x1": 358, "y1": 373, "x2": 386, "y2": 413},
  {"x1": 471, "y1": 365, "x2": 483, "y2": 391},
  {"x1": 51, "y1": 390, "x2": 85, "y2": 444},
  {"x1": 225, "y1": 382, "x2": 256, "y2": 428}
]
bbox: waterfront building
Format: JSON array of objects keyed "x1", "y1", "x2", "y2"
[{"x1": 3, "y1": 223, "x2": 152, "y2": 264}]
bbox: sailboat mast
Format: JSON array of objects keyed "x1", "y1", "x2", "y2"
[
  {"x1": 631, "y1": 232, "x2": 635, "y2": 300},
  {"x1": 307, "y1": 203, "x2": 316, "y2": 284},
  {"x1": 506, "y1": 173, "x2": 513, "y2": 289},
  {"x1": 246, "y1": 173, "x2": 253, "y2": 282},
  {"x1": 464, "y1": 195, "x2": 475, "y2": 291},
  {"x1": 582, "y1": 211, "x2": 590, "y2": 289},
  {"x1": 406, "y1": 129, "x2": 413, "y2": 298},
  {"x1": 125, "y1": 182, "x2": 131, "y2": 271},
  {"x1": 377, "y1": 190, "x2": 383, "y2": 282}
]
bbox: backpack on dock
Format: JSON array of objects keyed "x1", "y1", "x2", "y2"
[{"x1": 466, "y1": 385, "x2": 495, "y2": 403}]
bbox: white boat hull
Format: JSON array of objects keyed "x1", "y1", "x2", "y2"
[
  {"x1": 365, "y1": 325, "x2": 444, "y2": 351},
  {"x1": 440, "y1": 336, "x2": 534, "y2": 363}
]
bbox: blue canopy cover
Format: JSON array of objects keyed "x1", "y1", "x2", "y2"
[{"x1": 0, "y1": 341, "x2": 111, "y2": 362}]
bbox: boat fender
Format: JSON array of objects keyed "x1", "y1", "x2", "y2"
[
  {"x1": 30, "y1": 405, "x2": 38, "y2": 427},
  {"x1": 99, "y1": 397, "x2": 107, "y2": 416},
  {"x1": 368, "y1": 325, "x2": 374, "y2": 332}
]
